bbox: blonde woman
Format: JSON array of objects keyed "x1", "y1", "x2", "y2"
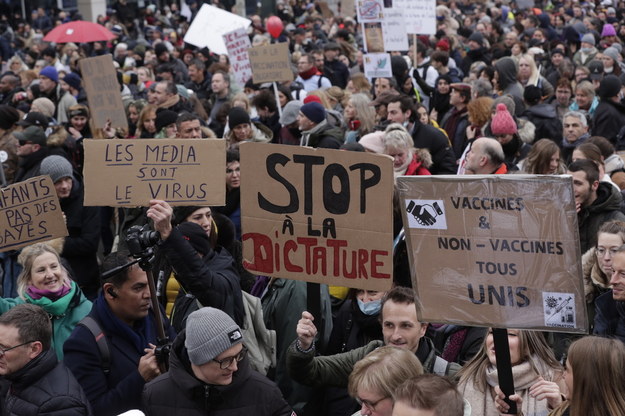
[{"x1": 0, "y1": 243, "x2": 91, "y2": 359}]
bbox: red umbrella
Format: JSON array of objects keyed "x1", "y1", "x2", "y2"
[{"x1": 43, "y1": 21, "x2": 115, "y2": 43}]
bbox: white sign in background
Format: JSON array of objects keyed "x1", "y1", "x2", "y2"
[
  {"x1": 184, "y1": 4, "x2": 251, "y2": 55},
  {"x1": 223, "y1": 28, "x2": 252, "y2": 87}
]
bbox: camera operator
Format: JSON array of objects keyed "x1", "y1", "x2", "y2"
[
  {"x1": 147, "y1": 199, "x2": 245, "y2": 332},
  {"x1": 63, "y1": 250, "x2": 177, "y2": 416}
]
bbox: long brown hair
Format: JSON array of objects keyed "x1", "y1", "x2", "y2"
[
  {"x1": 458, "y1": 329, "x2": 561, "y2": 393},
  {"x1": 567, "y1": 336, "x2": 625, "y2": 416}
]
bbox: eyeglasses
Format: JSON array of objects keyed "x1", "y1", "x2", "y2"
[
  {"x1": 356, "y1": 395, "x2": 388, "y2": 411},
  {"x1": 596, "y1": 247, "x2": 619, "y2": 257},
  {"x1": 212, "y1": 346, "x2": 247, "y2": 370},
  {"x1": 17, "y1": 141, "x2": 32, "y2": 147},
  {"x1": 0, "y1": 340, "x2": 35, "y2": 357}
]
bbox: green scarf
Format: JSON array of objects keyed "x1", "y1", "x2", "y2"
[{"x1": 25, "y1": 281, "x2": 76, "y2": 317}]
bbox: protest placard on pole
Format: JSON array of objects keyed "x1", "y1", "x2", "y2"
[
  {"x1": 241, "y1": 143, "x2": 394, "y2": 291},
  {"x1": 82, "y1": 139, "x2": 226, "y2": 207},
  {"x1": 393, "y1": 0, "x2": 436, "y2": 34},
  {"x1": 0, "y1": 176, "x2": 67, "y2": 252},
  {"x1": 248, "y1": 43, "x2": 293, "y2": 83},
  {"x1": 184, "y1": 4, "x2": 251, "y2": 55},
  {"x1": 79, "y1": 54, "x2": 128, "y2": 132},
  {"x1": 223, "y1": 27, "x2": 253, "y2": 87},
  {"x1": 397, "y1": 175, "x2": 588, "y2": 333}
]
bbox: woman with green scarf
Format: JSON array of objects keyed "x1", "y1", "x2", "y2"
[{"x1": 0, "y1": 243, "x2": 92, "y2": 359}]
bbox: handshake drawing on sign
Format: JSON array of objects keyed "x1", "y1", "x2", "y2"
[{"x1": 406, "y1": 201, "x2": 443, "y2": 226}]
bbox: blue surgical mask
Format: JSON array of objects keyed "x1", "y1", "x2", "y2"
[
  {"x1": 357, "y1": 298, "x2": 382, "y2": 316},
  {"x1": 581, "y1": 47, "x2": 593, "y2": 54}
]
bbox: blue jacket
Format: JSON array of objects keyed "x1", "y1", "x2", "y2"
[
  {"x1": 63, "y1": 293, "x2": 176, "y2": 416},
  {"x1": 594, "y1": 291, "x2": 625, "y2": 343}
]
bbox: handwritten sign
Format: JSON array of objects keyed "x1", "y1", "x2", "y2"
[
  {"x1": 79, "y1": 54, "x2": 128, "y2": 131},
  {"x1": 357, "y1": 0, "x2": 384, "y2": 22},
  {"x1": 0, "y1": 176, "x2": 67, "y2": 252},
  {"x1": 393, "y1": 0, "x2": 436, "y2": 34},
  {"x1": 83, "y1": 139, "x2": 226, "y2": 207},
  {"x1": 241, "y1": 143, "x2": 394, "y2": 291},
  {"x1": 248, "y1": 43, "x2": 293, "y2": 83},
  {"x1": 223, "y1": 28, "x2": 252, "y2": 88},
  {"x1": 397, "y1": 175, "x2": 588, "y2": 333},
  {"x1": 383, "y1": 8, "x2": 409, "y2": 51}
]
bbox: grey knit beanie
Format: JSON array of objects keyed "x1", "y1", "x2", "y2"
[
  {"x1": 40, "y1": 155, "x2": 74, "y2": 183},
  {"x1": 185, "y1": 307, "x2": 244, "y2": 365}
]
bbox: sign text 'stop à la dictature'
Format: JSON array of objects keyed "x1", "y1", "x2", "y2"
[
  {"x1": 241, "y1": 143, "x2": 394, "y2": 291},
  {"x1": 397, "y1": 175, "x2": 588, "y2": 334}
]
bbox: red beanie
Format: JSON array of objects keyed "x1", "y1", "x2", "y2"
[
  {"x1": 436, "y1": 38, "x2": 450, "y2": 51},
  {"x1": 491, "y1": 103, "x2": 517, "y2": 135},
  {"x1": 303, "y1": 95, "x2": 322, "y2": 104}
]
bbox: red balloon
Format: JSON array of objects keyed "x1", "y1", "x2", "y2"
[{"x1": 267, "y1": 16, "x2": 284, "y2": 38}]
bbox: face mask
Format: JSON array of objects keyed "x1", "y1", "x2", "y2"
[
  {"x1": 581, "y1": 47, "x2": 592, "y2": 54},
  {"x1": 357, "y1": 298, "x2": 382, "y2": 316}
]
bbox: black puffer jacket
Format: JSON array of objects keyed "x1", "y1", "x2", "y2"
[
  {"x1": 159, "y1": 227, "x2": 245, "y2": 331},
  {"x1": 143, "y1": 331, "x2": 293, "y2": 416},
  {"x1": 4, "y1": 348, "x2": 92, "y2": 416}
]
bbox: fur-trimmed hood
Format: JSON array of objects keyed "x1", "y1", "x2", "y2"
[{"x1": 581, "y1": 247, "x2": 611, "y2": 302}]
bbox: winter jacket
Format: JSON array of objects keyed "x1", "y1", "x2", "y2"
[
  {"x1": 185, "y1": 73, "x2": 212, "y2": 101},
  {"x1": 410, "y1": 121, "x2": 457, "y2": 174},
  {"x1": 286, "y1": 337, "x2": 460, "y2": 389},
  {"x1": 61, "y1": 178, "x2": 101, "y2": 298},
  {"x1": 578, "y1": 182, "x2": 625, "y2": 253},
  {"x1": 494, "y1": 58, "x2": 526, "y2": 116},
  {"x1": 591, "y1": 99, "x2": 625, "y2": 143},
  {"x1": 522, "y1": 103, "x2": 563, "y2": 144},
  {"x1": 159, "y1": 227, "x2": 245, "y2": 330},
  {"x1": 142, "y1": 331, "x2": 292, "y2": 416},
  {"x1": 63, "y1": 294, "x2": 176, "y2": 416},
  {"x1": 0, "y1": 128, "x2": 18, "y2": 184},
  {"x1": 300, "y1": 119, "x2": 343, "y2": 149},
  {"x1": 0, "y1": 281, "x2": 91, "y2": 360},
  {"x1": 4, "y1": 349, "x2": 92, "y2": 416},
  {"x1": 593, "y1": 291, "x2": 625, "y2": 343},
  {"x1": 441, "y1": 106, "x2": 469, "y2": 159}
]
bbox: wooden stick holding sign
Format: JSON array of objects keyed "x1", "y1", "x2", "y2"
[{"x1": 493, "y1": 328, "x2": 518, "y2": 415}]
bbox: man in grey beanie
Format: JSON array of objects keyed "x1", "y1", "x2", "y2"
[{"x1": 143, "y1": 307, "x2": 293, "y2": 415}]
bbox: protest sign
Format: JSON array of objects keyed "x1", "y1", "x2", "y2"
[
  {"x1": 79, "y1": 54, "x2": 127, "y2": 131},
  {"x1": 0, "y1": 176, "x2": 67, "y2": 252},
  {"x1": 223, "y1": 28, "x2": 252, "y2": 87},
  {"x1": 342, "y1": 0, "x2": 356, "y2": 17},
  {"x1": 363, "y1": 53, "x2": 392, "y2": 78},
  {"x1": 397, "y1": 175, "x2": 588, "y2": 334},
  {"x1": 83, "y1": 139, "x2": 226, "y2": 207},
  {"x1": 393, "y1": 0, "x2": 436, "y2": 34},
  {"x1": 241, "y1": 143, "x2": 394, "y2": 291},
  {"x1": 248, "y1": 43, "x2": 293, "y2": 83},
  {"x1": 318, "y1": 1, "x2": 334, "y2": 18},
  {"x1": 364, "y1": 22, "x2": 384, "y2": 53},
  {"x1": 382, "y1": 8, "x2": 408, "y2": 51},
  {"x1": 184, "y1": 4, "x2": 251, "y2": 55},
  {"x1": 357, "y1": 0, "x2": 384, "y2": 22}
]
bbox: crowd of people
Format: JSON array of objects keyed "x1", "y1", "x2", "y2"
[{"x1": 1, "y1": 0, "x2": 625, "y2": 415}]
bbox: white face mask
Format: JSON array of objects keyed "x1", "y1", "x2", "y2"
[{"x1": 581, "y1": 47, "x2": 593, "y2": 54}]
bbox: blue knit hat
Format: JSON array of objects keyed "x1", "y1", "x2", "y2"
[
  {"x1": 39, "y1": 66, "x2": 58, "y2": 83},
  {"x1": 63, "y1": 72, "x2": 82, "y2": 90},
  {"x1": 300, "y1": 102, "x2": 326, "y2": 124}
]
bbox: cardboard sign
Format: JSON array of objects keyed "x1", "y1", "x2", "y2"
[
  {"x1": 363, "y1": 53, "x2": 392, "y2": 78},
  {"x1": 0, "y1": 176, "x2": 67, "y2": 252},
  {"x1": 393, "y1": 0, "x2": 436, "y2": 35},
  {"x1": 342, "y1": 0, "x2": 356, "y2": 17},
  {"x1": 318, "y1": 1, "x2": 334, "y2": 18},
  {"x1": 83, "y1": 139, "x2": 226, "y2": 207},
  {"x1": 79, "y1": 54, "x2": 128, "y2": 132},
  {"x1": 241, "y1": 143, "x2": 394, "y2": 291},
  {"x1": 397, "y1": 175, "x2": 588, "y2": 334},
  {"x1": 248, "y1": 43, "x2": 293, "y2": 83},
  {"x1": 223, "y1": 28, "x2": 252, "y2": 87},
  {"x1": 184, "y1": 4, "x2": 251, "y2": 55}
]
